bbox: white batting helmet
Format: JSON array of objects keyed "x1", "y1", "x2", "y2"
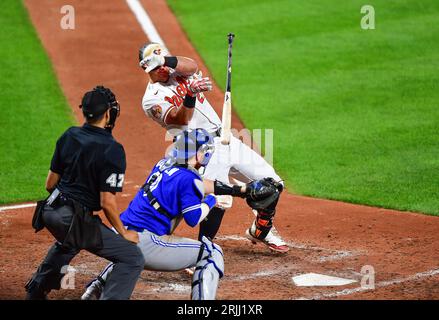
[{"x1": 138, "y1": 42, "x2": 169, "y2": 69}]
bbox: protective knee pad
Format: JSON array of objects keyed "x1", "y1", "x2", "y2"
[{"x1": 191, "y1": 236, "x2": 224, "y2": 300}]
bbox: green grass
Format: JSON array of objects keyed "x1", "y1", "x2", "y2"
[
  {"x1": 168, "y1": 0, "x2": 439, "y2": 215},
  {"x1": 0, "y1": 1, "x2": 75, "y2": 204}
]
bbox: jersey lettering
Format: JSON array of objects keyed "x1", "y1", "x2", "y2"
[
  {"x1": 106, "y1": 174, "x2": 117, "y2": 187},
  {"x1": 106, "y1": 173, "x2": 124, "y2": 188},
  {"x1": 166, "y1": 168, "x2": 179, "y2": 176},
  {"x1": 164, "y1": 76, "x2": 197, "y2": 108},
  {"x1": 148, "y1": 172, "x2": 163, "y2": 192},
  {"x1": 117, "y1": 174, "x2": 125, "y2": 188}
]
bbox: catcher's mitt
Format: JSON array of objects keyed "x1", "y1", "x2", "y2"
[{"x1": 246, "y1": 178, "x2": 282, "y2": 210}]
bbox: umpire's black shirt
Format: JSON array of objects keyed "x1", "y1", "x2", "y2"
[{"x1": 50, "y1": 123, "x2": 126, "y2": 211}]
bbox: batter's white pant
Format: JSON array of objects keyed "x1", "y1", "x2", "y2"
[{"x1": 203, "y1": 135, "x2": 282, "y2": 184}]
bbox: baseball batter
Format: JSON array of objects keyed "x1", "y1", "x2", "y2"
[{"x1": 138, "y1": 43, "x2": 289, "y2": 253}]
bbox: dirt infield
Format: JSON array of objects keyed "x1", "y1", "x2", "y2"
[{"x1": 0, "y1": 0, "x2": 437, "y2": 300}]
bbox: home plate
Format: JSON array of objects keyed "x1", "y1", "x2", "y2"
[{"x1": 292, "y1": 273, "x2": 357, "y2": 287}]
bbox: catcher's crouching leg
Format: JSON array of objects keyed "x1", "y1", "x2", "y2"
[{"x1": 191, "y1": 236, "x2": 224, "y2": 300}]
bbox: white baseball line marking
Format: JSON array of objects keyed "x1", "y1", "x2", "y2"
[
  {"x1": 0, "y1": 203, "x2": 36, "y2": 212},
  {"x1": 150, "y1": 283, "x2": 191, "y2": 294},
  {"x1": 296, "y1": 268, "x2": 439, "y2": 300},
  {"x1": 126, "y1": 0, "x2": 167, "y2": 48},
  {"x1": 137, "y1": 267, "x2": 298, "y2": 295},
  {"x1": 228, "y1": 265, "x2": 301, "y2": 282},
  {"x1": 216, "y1": 234, "x2": 359, "y2": 262},
  {"x1": 142, "y1": 268, "x2": 439, "y2": 297}
]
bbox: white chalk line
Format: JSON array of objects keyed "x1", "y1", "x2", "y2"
[
  {"x1": 296, "y1": 268, "x2": 439, "y2": 300},
  {"x1": 228, "y1": 265, "x2": 301, "y2": 282},
  {"x1": 137, "y1": 266, "x2": 301, "y2": 295},
  {"x1": 0, "y1": 203, "x2": 36, "y2": 212},
  {"x1": 229, "y1": 269, "x2": 283, "y2": 282},
  {"x1": 216, "y1": 234, "x2": 360, "y2": 262},
  {"x1": 138, "y1": 266, "x2": 437, "y2": 298},
  {"x1": 126, "y1": 0, "x2": 168, "y2": 49},
  {"x1": 150, "y1": 283, "x2": 191, "y2": 294}
]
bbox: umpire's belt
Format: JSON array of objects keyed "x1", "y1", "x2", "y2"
[
  {"x1": 47, "y1": 188, "x2": 75, "y2": 209},
  {"x1": 42, "y1": 189, "x2": 102, "y2": 250}
]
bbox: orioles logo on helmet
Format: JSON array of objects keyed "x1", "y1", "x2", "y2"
[{"x1": 138, "y1": 42, "x2": 169, "y2": 68}]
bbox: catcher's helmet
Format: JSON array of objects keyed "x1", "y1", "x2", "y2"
[
  {"x1": 138, "y1": 42, "x2": 169, "y2": 69},
  {"x1": 171, "y1": 129, "x2": 215, "y2": 166}
]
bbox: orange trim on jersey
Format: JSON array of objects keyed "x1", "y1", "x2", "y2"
[{"x1": 163, "y1": 105, "x2": 178, "y2": 125}]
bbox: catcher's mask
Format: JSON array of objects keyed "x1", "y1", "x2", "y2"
[
  {"x1": 171, "y1": 128, "x2": 215, "y2": 167},
  {"x1": 138, "y1": 42, "x2": 169, "y2": 71},
  {"x1": 79, "y1": 86, "x2": 120, "y2": 132}
]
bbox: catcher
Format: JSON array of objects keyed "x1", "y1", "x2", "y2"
[{"x1": 81, "y1": 129, "x2": 281, "y2": 300}]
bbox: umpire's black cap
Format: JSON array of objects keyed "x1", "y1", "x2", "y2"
[{"x1": 80, "y1": 86, "x2": 114, "y2": 119}]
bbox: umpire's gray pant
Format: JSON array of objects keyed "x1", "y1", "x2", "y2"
[{"x1": 27, "y1": 205, "x2": 145, "y2": 300}]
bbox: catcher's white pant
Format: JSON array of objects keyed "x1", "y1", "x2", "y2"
[{"x1": 203, "y1": 135, "x2": 282, "y2": 185}]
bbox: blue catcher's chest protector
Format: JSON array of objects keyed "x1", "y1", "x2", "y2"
[{"x1": 120, "y1": 158, "x2": 204, "y2": 235}]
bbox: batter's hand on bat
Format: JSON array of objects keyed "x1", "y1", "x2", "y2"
[{"x1": 187, "y1": 77, "x2": 212, "y2": 96}]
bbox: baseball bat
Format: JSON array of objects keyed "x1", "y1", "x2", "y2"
[{"x1": 220, "y1": 33, "x2": 235, "y2": 145}]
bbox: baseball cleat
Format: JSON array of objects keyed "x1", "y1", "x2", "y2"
[
  {"x1": 81, "y1": 278, "x2": 103, "y2": 300},
  {"x1": 184, "y1": 267, "x2": 195, "y2": 276},
  {"x1": 245, "y1": 227, "x2": 289, "y2": 253}
]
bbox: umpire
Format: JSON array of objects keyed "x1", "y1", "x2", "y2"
[{"x1": 25, "y1": 86, "x2": 145, "y2": 300}]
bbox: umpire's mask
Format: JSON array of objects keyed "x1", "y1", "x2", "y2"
[{"x1": 80, "y1": 86, "x2": 120, "y2": 132}]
